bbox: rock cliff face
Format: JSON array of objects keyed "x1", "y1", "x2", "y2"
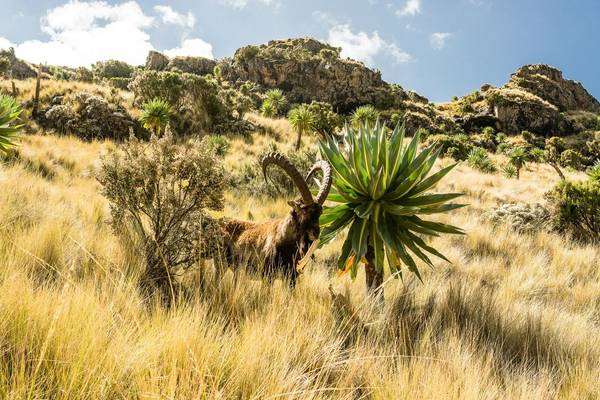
[
  {"x1": 446, "y1": 64, "x2": 600, "y2": 136},
  {"x1": 507, "y1": 64, "x2": 600, "y2": 113},
  {"x1": 218, "y1": 38, "x2": 396, "y2": 113}
]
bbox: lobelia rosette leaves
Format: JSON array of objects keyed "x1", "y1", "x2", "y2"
[
  {"x1": 318, "y1": 121, "x2": 466, "y2": 281},
  {"x1": 0, "y1": 95, "x2": 22, "y2": 154}
]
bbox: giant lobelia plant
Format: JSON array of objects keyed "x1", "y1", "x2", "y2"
[
  {"x1": 319, "y1": 122, "x2": 465, "y2": 299},
  {"x1": 0, "y1": 95, "x2": 22, "y2": 154}
]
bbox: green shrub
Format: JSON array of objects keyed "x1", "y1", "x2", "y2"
[
  {"x1": 75, "y1": 67, "x2": 93, "y2": 82},
  {"x1": 129, "y1": 70, "x2": 236, "y2": 135},
  {"x1": 0, "y1": 56, "x2": 9, "y2": 78},
  {"x1": 234, "y1": 45, "x2": 260, "y2": 64},
  {"x1": 467, "y1": 147, "x2": 497, "y2": 173},
  {"x1": 109, "y1": 77, "x2": 131, "y2": 90},
  {"x1": 559, "y1": 149, "x2": 584, "y2": 170},
  {"x1": 547, "y1": 179, "x2": 600, "y2": 243},
  {"x1": 98, "y1": 130, "x2": 226, "y2": 304},
  {"x1": 260, "y1": 99, "x2": 276, "y2": 118},
  {"x1": 425, "y1": 134, "x2": 473, "y2": 161},
  {"x1": 586, "y1": 160, "x2": 600, "y2": 182},
  {"x1": 305, "y1": 101, "x2": 342, "y2": 138},
  {"x1": 92, "y1": 60, "x2": 134, "y2": 80},
  {"x1": 43, "y1": 92, "x2": 137, "y2": 140},
  {"x1": 206, "y1": 135, "x2": 230, "y2": 156},
  {"x1": 502, "y1": 163, "x2": 518, "y2": 179},
  {"x1": 264, "y1": 89, "x2": 287, "y2": 116}
]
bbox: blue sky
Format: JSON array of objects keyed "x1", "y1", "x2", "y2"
[{"x1": 1, "y1": 0, "x2": 598, "y2": 102}]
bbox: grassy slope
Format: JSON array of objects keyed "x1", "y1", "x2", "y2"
[{"x1": 0, "y1": 89, "x2": 599, "y2": 399}]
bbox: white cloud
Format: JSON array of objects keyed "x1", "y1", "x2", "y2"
[
  {"x1": 0, "y1": 1, "x2": 214, "y2": 67},
  {"x1": 164, "y1": 38, "x2": 214, "y2": 59},
  {"x1": 326, "y1": 24, "x2": 411, "y2": 66},
  {"x1": 220, "y1": 0, "x2": 280, "y2": 10},
  {"x1": 0, "y1": 37, "x2": 14, "y2": 50},
  {"x1": 397, "y1": 0, "x2": 421, "y2": 16},
  {"x1": 154, "y1": 5, "x2": 195, "y2": 29},
  {"x1": 429, "y1": 32, "x2": 452, "y2": 50}
]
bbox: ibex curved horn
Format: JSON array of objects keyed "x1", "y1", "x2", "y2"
[
  {"x1": 305, "y1": 160, "x2": 332, "y2": 205},
  {"x1": 262, "y1": 152, "x2": 314, "y2": 204}
]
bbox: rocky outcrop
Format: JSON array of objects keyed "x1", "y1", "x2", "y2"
[
  {"x1": 144, "y1": 50, "x2": 216, "y2": 76},
  {"x1": 445, "y1": 64, "x2": 599, "y2": 136},
  {"x1": 218, "y1": 38, "x2": 399, "y2": 113},
  {"x1": 0, "y1": 47, "x2": 37, "y2": 79},
  {"x1": 507, "y1": 65, "x2": 600, "y2": 113}
]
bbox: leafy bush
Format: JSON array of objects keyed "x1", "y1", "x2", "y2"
[
  {"x1": 547, "y1": 179, "x2": 600, "y2": 243},
  {"x1": 305, "y1": 101, "x2": 342, "y2": 138},
  {"x1": 260, "y1": 99, "x2": 276, "y2": 118},
  {"x1": 467, "y1": 147, "x2": 497, "y2": 173},
  {"x1": 109, "y1": 77, "x2": 131, "y2": 90},
  {"x1": 482, "y1": 203, "x2": 551, "y2": 233},
  {"x1": 129, "y1": 70, "x2": 236, "y2": 135},
  {"x1": 206, "y1": 135, "x2": 230, "y2": 156},
  {"x1": 92, "y1": 60, "x2": 134, "y2": 80},
  {"x1": 0, "y1": 95, "x2": 22, "y2": 153},
  {"x1": 98, "y1": 130, "x2": 226, "y2": 304},
  {"x1": 587, "y1": 160, "x2": 600, "y2": 182},
  {"x1": 425, "y1": 134, "x2": 473, "y2": 161},
  {"x1": 75, "y1": 67, "x2": 93, "y2": 82},
  {"x1": 43, "y1": 92, "x2": 137, "y2": 140},
  {"x1": 502, "y1": 163, "x2": 518, "y2": 179},
  {"x1": 559, "y1": 149, "x2": 584, "y2": 170},
  {"x1": 0, "y1": 56, "x2": 9, "y2": 78},
  {"x1": 264, "y1": 89, "x2": 287, "y2": 116}
]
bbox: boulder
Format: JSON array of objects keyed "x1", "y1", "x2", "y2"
[{"x1": 145, "y1": 50, "x2": 169, "y2": 71}]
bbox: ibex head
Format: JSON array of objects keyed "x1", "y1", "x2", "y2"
[{"x1": 262, "y1": 152, "x2": 332, "y2": 242}]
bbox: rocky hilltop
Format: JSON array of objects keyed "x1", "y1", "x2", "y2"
[{"x1": 445, "y1": 64, "x2": 600, "y2": 136}]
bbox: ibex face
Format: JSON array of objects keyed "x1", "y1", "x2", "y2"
[{"x1": 287, "y1": 200, "x2": 322, "y2": 242}]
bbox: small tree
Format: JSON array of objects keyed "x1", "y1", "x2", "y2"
[
  {"x1": 288, "y1": 104, "x2": 315, "y2": 151},
  {"x1": 264, "y1": 89, "x2": 287, "y2": 116},
  {"x1": 0, "y1": 94, "x2": 22, "y2": 154},
  {"x1": 319, "y1": 123, "x2": 465, "y2": 301},
  {"x1": 98, "y1": 130, "x2": 226, "y2": 305},
  {"x1": 351, "y1": 105, "x2": 379, "y2": 129},
  {"x1": 140, "y1": 98, "x2": 173, "y2": 135},
  {"x1": 260, "y1": 99, "x2": 276, "y2": 118},
  {"x1": 508, "y1": 146, "x2": 528, "y2": 179},
  {"x1": 543, "y1": 138, "x2": 565, "y2": 180},
  {"x1": 0, "y1": 56, "x2": 10, "y2": 78}
]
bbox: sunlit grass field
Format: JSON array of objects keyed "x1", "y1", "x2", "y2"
[{"x1": 0, "y1": 114, "x2": 598, "y2": 399}]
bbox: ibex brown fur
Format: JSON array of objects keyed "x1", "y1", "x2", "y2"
[{"x1": 218, "y1": 152, "x2": 332, "y2": 285}]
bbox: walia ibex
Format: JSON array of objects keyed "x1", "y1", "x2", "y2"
[{"x1": 217, "y1": 152, "x2": 332, "y2": 285}]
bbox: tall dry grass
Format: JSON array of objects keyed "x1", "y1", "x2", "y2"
[{"x1": 0, "y1": 127, "x2": 598, "y2": 399}]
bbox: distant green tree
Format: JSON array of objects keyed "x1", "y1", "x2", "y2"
[
  {"x1": 264, "y1": 89, "x2": 287, "y2": 116},
  {"x1": 140, "y1": 99, "x2": 173, "y2": 135},
  {"x1": 288, "y1": 104, "x2": 315, "y2": 151},
  {"x1": 508, "y1": 147, "x2": 528, "y2": 179},
  {"x1": 260, "y1": 99, "x2": 276, "y2": 118},
  {"x1": 351, "y1": 105, "x2": 380, "y2": 129}
]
